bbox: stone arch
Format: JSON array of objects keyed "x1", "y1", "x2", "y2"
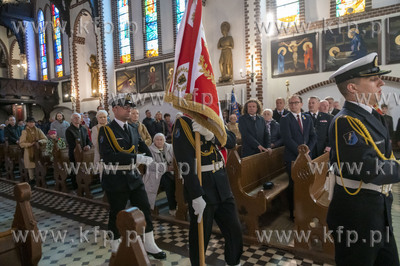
[
  {"x1": 0, "y1": 39, "x2": 9, "y2": 78},
  {"x1": 72, "y1": 8, "x2": 98, "y2": 112}
]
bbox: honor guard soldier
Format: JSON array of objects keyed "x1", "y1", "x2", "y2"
[
  {"x1": 327, "y1": 52, "x2": 400, "y2": 266},
  {"x1": 98, "y1": 93, "x2": 166, "y2": 260},
  {"x1": 173, "y1": 115, "x2": 243, "y2": 266}
]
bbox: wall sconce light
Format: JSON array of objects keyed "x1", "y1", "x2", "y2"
[{"x1": 240, "y1": 54, "x2": 257, "y2": 83}]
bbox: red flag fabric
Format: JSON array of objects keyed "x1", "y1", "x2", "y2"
[{"x1": 165, "y1": 0, "x2": 227, "y2": 146}]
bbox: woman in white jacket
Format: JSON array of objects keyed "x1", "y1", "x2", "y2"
[{"x1": 143, "y1": 133, "x2": 177, "y2": 216}]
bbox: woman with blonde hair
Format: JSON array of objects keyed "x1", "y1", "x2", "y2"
[{"x1": 91, "y1": 110, "x2": 108, "y2": 164}]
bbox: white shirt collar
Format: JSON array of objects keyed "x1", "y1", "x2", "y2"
[
  {"x1": 291, "y1": 111, "x2": 301, "y2": 117},
  {"x1": 349, "y1": 101, "x2": 373, "y2": 114},
  {"x1": 114, "y1": 118, "x2": 128, "y2": 129},
  {"x1": 311, "y1": 111, "x2": 319, "y2": 116}
]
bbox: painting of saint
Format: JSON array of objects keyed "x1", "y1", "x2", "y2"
[{"x1": 115, "y1": 69, "x2": 137, "y2": 94}]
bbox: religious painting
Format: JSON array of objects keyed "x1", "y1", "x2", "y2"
[
  {"x1": 115, "y1": 68, "x2": 137, "y2": 94},
  {"x1": 386, "y1": 16, "x2": 400, "y2": 64},
  {"x1": 138, "y1": 63, "x2": 164, "y2": 93},
  {"x1": 164, "y1": 61, "x2": 174, "y2": 89},
  {"x1": 322, "y1": 21, "x2": 381, "y2": 72},
  {"x1": 61, "y1": 81, "x2": 71, "y2": 103},
  {"x1": 271, "y1": 33, "x2": 318, "y2": 78}
]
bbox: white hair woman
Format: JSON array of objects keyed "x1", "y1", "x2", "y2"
[
  {"x1": 143, "y1": 133, "x2": 177, "y2": 216},
  {"x1": 91, "y1": 110, "x2": 108, "y2": 164}
]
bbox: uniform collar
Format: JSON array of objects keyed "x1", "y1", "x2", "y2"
[
  {"x1": 348, "y1": 101, "x2": 373, "y2": 114},
  {"x1": 114, "y1": 118, "x2": 128, "y2": 130}
]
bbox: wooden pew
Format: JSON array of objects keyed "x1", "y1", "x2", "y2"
[
  {"x1": 74, "y1": 140, "x2": 97, "y2": 198},
  {"x1": 226, "y1": 146, "x2": 289, "y2": 237},
  {"x1": 0, "y1": 143, "x2": 5, "y2": 173},
  {"x1": 109, "y1": 207, "x2": 151, "y2": 266},
  {"x1": 33, "y1": 142, "x2": 52, "y2": 188},
  {"x1": 53, "y1": 143, "x2": 70, "y2": 193},
  {"x1": 291, "y1": 144, "x2": 334, "y2": 260},
  {"x1": 0, "y1": 182, "x2": 42, "y2": 265},
  {"x1": 4, "y1": 142, "x2": 23, "y2": 180}
]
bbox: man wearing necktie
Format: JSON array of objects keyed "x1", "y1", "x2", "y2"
[
  {"x1": 272, "y1": 97, "x2": 289, "y2": 123},
  {"x1": 239, "y1": 99, "x2": 271, "y2": 157},
  {"x1": 305, "y1": 96, "x2": 333, "y2": 158},
  {"x1": 98, "y1": 93, "x2": 166, "y2": 260},
  {"x1": 280, "y1": 94, "x2": 317, "y2": 220},
  {"x1": 327, "y1": 52, "x2": 400, "y2": 265}
]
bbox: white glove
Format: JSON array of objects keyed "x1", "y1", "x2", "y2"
[
  {"x1": 136, "y1": 154, "x2": 153, "y2": 166},
  {"x1": 192, "y1": 196, "x2": 206, "y2": 223},
  {"x1": 192, "y1": 121, "x2": 214, "y2": 141}
]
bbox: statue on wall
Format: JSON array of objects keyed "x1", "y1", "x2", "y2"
[
  {"x1": 87, "y1": 54, "x2": 99, "y2": 97},
  {"x1": 218, "y1": 21, "x2": 234, "y2": 83}
]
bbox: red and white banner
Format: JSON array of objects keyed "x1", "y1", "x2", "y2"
[{"x1": 165, "y1": 0, "x2": 227, "y2": 146}]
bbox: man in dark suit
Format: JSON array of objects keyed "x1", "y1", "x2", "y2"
[
  {"x1": 173, "y1": 115, "x2": 243, "y2": 266},
  {"x1": 328, "y1": 52, "x2": 400, "y2": 265},
  {"x1": 142, "y1": 109, "x2": 155, "y2": 137},
  {"x1": 98, "y1": 94, "x2": 166, "y2": 259},
  {"x1": 325, "y1": 96, "x2": 340, "y2": 116},
  {"x1": 381, "y1": 104, "x2": 394, "y2": 140},
  {"x1": 262, "y1": 108, "x2": 283, "y2": 148},
  {"x1": 272, "y1": 97, "x2": 289, "y2": 123},
  {"x1": 280, "y1": 95, "x2": 317, "y2": 220},
  {"x1": 239, "y1": 99, "x2": 271, "y2": 157},
  {"x1": 4, "y1": 115, "x2": 21, "y2": 145},
  {"x1": 306, "y1": 96, "x2": 333, "y2": 158}
]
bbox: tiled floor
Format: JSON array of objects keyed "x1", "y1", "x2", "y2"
[{"x1": 0, "y1": 179, "x2": 336, "y2": 266}]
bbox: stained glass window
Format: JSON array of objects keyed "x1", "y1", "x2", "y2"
[
  {"x1": 336, "y1": 0, "x2": 365, "y2": 17},
  {"x1": 52, "y1": 4, "x2": 63, "y2": 78},
  {"x1": 118, "y1": 0, "x2": 131, "y2": 64},
  {"x1": 144, "y1": 0, "x2": 158, "y2": 58},
  {"x1": 38, "y1": 10, "x2": 48, "y2": 81},
  {"x1": 276, "y1": 0, "x2": 299, "y2": 23},
  {"x1": 175, "y1": 0, "x2": 187, "y2": 32}
]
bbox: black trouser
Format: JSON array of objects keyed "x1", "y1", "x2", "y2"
[
  {"x1": 188, "y1": 197, "x2": 243, "y2": 266},
  {"x1": 332, "y1": 226, "x2": 399, "y2": 266},
  {"x1": 285, "y1": 162, "x2": 294, "y2": 218},
  {"x1": 160, "y1": 173, "x2": 177, "y2": 210},
  {"x1": 106, "y1": 183, "x2": 153, "y2": 239}
]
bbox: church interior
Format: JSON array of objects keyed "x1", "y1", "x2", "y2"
[{"x1": 0, "y1": 0, "x2": 400, "y2": 265}]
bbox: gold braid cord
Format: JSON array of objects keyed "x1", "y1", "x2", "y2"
[
  {"x1": 104, "y1": 126, "x2": 135, "y2": 153},
  {"x1": 179, "y1": 118, "x2": 216, "y2": 157},
  {"x1": 335, "y1": 116, "x2": 399, "y2": 196}
]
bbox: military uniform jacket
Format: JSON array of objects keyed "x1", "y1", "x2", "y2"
[
  {"x1": 305, "y1": 111, "x2": 333, "y2": 157},
  {"x1": 173, "y1": 116, "x2": 236, "y2": 204},
  {"x1": 99, "y1": 120, "x2": 152, "y2": 192},
  {"x1": 327, "y1": 101, "x2": 400, "y2": 231}
]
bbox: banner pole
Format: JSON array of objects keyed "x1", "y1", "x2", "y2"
[{"x1": 195, "y1": 132, "x2": 206, "y2": 266}]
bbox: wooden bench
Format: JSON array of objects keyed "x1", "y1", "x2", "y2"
[
  {"x1": 53, "y1": 143, "x2": 70, "y2": 193},
  {"x1": 33, "y1": 141, "x2": 52, "y2": 188},
  {"x1": 74, "y1": 141, "x2": 97, "y2": 198},
  {"x1": 109, "y1": 207, "x2": 151, "y2": 266},
  {"x1": 291, "y1": 144, "x2": 334, "y2": 260},
  {"x1": 0, "y1": 182, "x2": 42, "y2": 265},
  {"x1": 0, "y1": 143, "x2": 5, "y2": 173},
  {"x1": 226, "y1": 146, "x2": 289, "y2": 236},
  {"x1": 4, "y1": 142, "x2": 23, "y2": 180}
]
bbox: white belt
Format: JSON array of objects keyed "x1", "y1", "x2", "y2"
[
  {"x1": 114, "y1": 165, "x2": 135, "y2": 171},
  {"x1": 201, "y1": 161, "x2": 224, "y2": 173},
  {"x1": 335, "y1": 176, "x2": 392, "y2": 196}
]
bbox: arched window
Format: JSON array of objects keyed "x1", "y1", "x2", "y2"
[
  {"x1": 38, "y1": 10, "x2": 48, "y2": 81},
  {"x1": 175, "y1": 0, "x2": 187, "y2": 32},
  {"x1": 144, "y1": 0, "x2": 159, "y2": 58},
  {"x1": 336, "y1": 0, "x2": 365, "y2": 17},
  {"x1": 276, "y1": 0, "x2": 300, "y2": 22},
  {"x1": 52, "y1": 4, "x2": 63, "y2": 78},
  {"x1": 118, "y1": 0, "x2": 131, "y2": 64}
]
